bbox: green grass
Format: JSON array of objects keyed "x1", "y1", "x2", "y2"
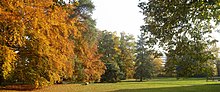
[{"x1": 1, "y1": 78, "x2": 220, "y2": 92}]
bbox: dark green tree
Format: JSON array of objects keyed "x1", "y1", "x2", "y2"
[
  {"x1": 134, "y1": 33, "x2": 154, "y2": 81},
  {"x1": 98, "y1": 31, "x2": 121, "y2": 83}
]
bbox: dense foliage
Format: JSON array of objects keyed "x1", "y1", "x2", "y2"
[
  {"x1": 97, "y1": 31, "x2": 136, "y2": 82},
  {"x1": 118, "y1": 32, "x2": 136, "y2": 79},
  {"x1": 139, "y1": 0, "x2": 219, "y2": 78},
  {"x1": 0, "y1": 0, "x2": 76, "y2": 87},
  {"x1": 0, "y1": 0, "x2": 106, "y2": 88}
]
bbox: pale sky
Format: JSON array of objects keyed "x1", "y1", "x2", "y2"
[{"x1": 92, "y1": 0, "x2": 144, "y2": 37}]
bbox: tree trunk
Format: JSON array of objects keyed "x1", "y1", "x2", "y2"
[{"x1": 140, "y1": 76, "x2": 143, "y2": 82}]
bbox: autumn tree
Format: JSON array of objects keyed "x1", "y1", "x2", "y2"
[
  {"x1": 118, "y1": 32, "x2": 135, "y2": 79},
  {"x1": 153, "y1": 58, "x2": 163, "y2": 77},
  {"x1": 0, "y1": 0, "x2": 106, "y2": 88},
  {"x1": 66, "y1": 0, "x2": 106, "y2": 82},
  {"x1": 139, "y1": 0, "x2": 219, "y2": 78},
  {"x1": 0, "y1": 0, "x2": 84, "y2": 87}
]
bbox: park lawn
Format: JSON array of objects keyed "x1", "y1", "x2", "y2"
[{"x1": 1, "y1": 78, "x2": 220, "y2": 92}]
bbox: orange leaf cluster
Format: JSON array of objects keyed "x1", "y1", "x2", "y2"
[
  {"x1": 0, "y1": 0, "x2": 106, "y2": 87},
  {"x1": 0, "y1": 0, "x2": 78, "y2": 87}
]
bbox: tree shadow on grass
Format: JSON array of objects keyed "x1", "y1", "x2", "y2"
[
  {"x1": 0, "y1": 84, "x2": 46, "y2": 91},
  {"x1": 111, "y1": 84, "x2": 220, "y2": 92}
]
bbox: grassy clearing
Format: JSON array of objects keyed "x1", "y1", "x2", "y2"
[{"x1": 1, "y1": 78, "x2": 220, "y2": 92}]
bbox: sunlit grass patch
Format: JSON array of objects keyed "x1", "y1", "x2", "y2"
[{"x1": 1, "y1": 78, "x2": 220, "y2": 92}]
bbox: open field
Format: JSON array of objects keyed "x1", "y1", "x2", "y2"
[{"x1": 1, "y1": 78, "x2": 220, "y2": 92}]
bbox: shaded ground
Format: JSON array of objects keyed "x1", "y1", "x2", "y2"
[{"x1": 1, "y1": 78, "x2": 220, "y2": 92}]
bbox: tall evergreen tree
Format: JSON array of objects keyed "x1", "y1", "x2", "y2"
[{"x1": 134, "y1": 33, "x2": 154, "y2": 81}]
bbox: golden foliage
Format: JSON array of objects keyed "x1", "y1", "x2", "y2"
[
  {"x1": 153, "y1": 58, "x2": 163, "y2": 75},
  {"x1": 73, "y1": 37, "x2": 106, "y2": 82},
  {"x1": 0, "y1": 0, "x2": 81, "y2": 87},
  {"x1": 0, "y1": 0, "x2": 106, "y2": 87},
  {"x1": 0, "y1": 45, "x2": 17, "y2": 80}
]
